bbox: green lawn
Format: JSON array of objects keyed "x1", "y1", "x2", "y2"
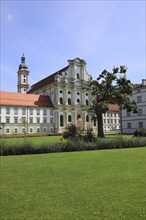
[
  {"x1": 1, "y1": 135, "x2": 64, "y2": 146},
  {"x1": 0, "y1": 147, "x2": 145, "y2": 220}
]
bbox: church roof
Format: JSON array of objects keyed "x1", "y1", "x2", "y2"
[
  {"x1": 0, "y1": 91, "x2": 53, "y2": 107},
  {"x1": 28, "y1": 65, "x2": 69, "y2": 93}
]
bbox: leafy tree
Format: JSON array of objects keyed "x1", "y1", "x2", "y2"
[
  {"x1": 85, "y1": 66, "x2": 138, "y2": 138},
  {"x1": 19, "y1": 118, "x2": 28, "y2": 138}
]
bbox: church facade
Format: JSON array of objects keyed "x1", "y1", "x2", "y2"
[{"x1": 0, "y1": 55, "x2": 120, "y2": 135}]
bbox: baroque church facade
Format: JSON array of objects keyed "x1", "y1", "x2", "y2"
[{"x1": 0, "y1": 55, "x2": 120, "y2": 135}]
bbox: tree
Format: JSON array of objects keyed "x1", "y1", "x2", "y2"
[
  {"x1": 19, "y1": 118, "x2": 28, "y2": 138},
  {"x1": 85, "y1": 66, "x2": 138, "y2": 138}
]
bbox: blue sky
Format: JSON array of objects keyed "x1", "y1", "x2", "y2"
[{"x1": 1, "y1": 0, "x2": 145, "y2": 92}]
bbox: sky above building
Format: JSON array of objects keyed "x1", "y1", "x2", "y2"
[{"x1": 1, "y1": 0, "x2": 145, "y2": 92}]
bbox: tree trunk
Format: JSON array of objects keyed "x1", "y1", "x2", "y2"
[{"x1": 97, "y1": 113, "x2": 105, "y2": 138}]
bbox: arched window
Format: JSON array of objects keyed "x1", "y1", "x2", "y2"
[
  {"x1": 86, "y1": 115, "x2": 89, "y2": 122},
  {"x1": 77, "y1": 99, "x2": 80, "y2": 103},
  {"x1": 60, "y1": 90, "x2": 63, "y2": 94},
  {"x1": 68, "y1": 91, "x2": 71, "y2": 95},
  {"x1": 77, "y1": 114, "x2": 81, "y2": 119},
  {"x1": 60, "y1": 115, "x2": 64, "y2": 127},
  {"x1": 60, "y1": 97, "x2": 63, "y2": 104},
  {"x1": 76, "y1": 73, "x2": 80, "y2": 79},
  {"x1": 68, "y1": 98, "x2": 71, "y2": 105},
  {"x1": 68, "y1": 115, "x2": 72, "y2": 122},
  {"x1": 86, "y1": 100, "x2": 89, "y2": 106}
]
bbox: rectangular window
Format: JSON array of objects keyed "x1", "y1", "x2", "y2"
[
  {"x1": 29, "y1": 109, "x2": 33, "y2": 115},
  {"x1": 6, "y1": 117, "x2": 10, "y2": 123},
  {"x1": 50, "y1": 109, "x2": 53, "y2": 116},
  {"x1": 43, "y1": 109, "x2": 47, "y2": 115},
  {"x1": 14, "y1": 108, "x2": 18, "y2": 115},
  {"x1": 6, "y1": 107, "x2": 10, "y2": 115},
  {"x1": 30, "y1": 128, "x2": 33, "y2": 133},
  {"x1": 43, "y1": 118, "x2": 47, "y2": 123},
  {"x1": 22, "y1": 108, "x2": 26, "y2": 115},
  {"x1": 37, "y1": 128, "x2": 40, "y2": 133},
  {"x1": 14, "y1": 117, "x2": 18, "y2": 123},
  {"x1": 6, "y1": 128, "x2": 10, "y2": 134},
  {"x1": 139, "y1": 122, "x2": 143, "y2": 128},
  {"x1": 37, "y1": 118, "x2": 40, "y2": 123},
  {"x1": 127, "y1": 123, "x2": 131, "y2": 129},
  {"x1": 137, "y1": 96, "x2": 142, "y2": 103},
  {"x1": 138, "y1": 108, "x2": 142, "y2": 116},
  {"x1": 50, "y1": 118, "x2": 53, "y2": 123},
  {"x1": 22, "y1": 128, "x2": 26, "y2": 133},
  {"x1": 127, "y1": 111, "x2": 131, "y2": 116},
  {"x1": 29, "y1": 118, "x2": 33, "y2": 123},
  {"x1": 36, "y1": 109, "x2": 40, "y2": 115},
  {"x1": 43, "y1": 127, "x2": 47, "y2": 133},
  {"x1": 14, "y1": 128, "x2": 18, "y2": 133}
]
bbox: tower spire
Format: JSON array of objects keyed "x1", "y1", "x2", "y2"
[{"x1": 17, "y1": 54, "x2": 29, "y2": 93}]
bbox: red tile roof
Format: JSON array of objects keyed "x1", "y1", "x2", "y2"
[
  {"x1": 0, "y1": 91, "x2": 53, "y2": 107},
  {"x1": 108, "y1": 104, "x2": 120, "y2": 111}
]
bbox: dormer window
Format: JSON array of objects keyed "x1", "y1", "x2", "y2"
[{"x1": 76, "y1": 73, "x2": 80, "y2": 79}]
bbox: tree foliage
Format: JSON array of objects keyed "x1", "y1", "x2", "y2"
[{"x1": 85, "y1": 66, "x2": 138, "y2": 138}]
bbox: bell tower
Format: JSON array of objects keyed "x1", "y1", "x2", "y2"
[{"x1": 17, "y1": 54, "x2": 29, "y2": 93}]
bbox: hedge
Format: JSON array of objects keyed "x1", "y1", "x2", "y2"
[{"x1": 0, "y1": 136, "x2": 146, "y2": 156}]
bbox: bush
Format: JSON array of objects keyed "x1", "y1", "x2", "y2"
[
  {"x1": 134, "y1": 128, "x2": 146, "y2": 137},
  {"x1": 63, "y1": 124, "x2": 78, "y2": 139},
  {"x1": 83, "y1": 128, "x2": 95, "y2": 142},
  {"x1": 0, "y1": 136, "x2": 146, "y2": 156}
]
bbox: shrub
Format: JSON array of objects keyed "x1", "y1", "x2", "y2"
[
  {"x1": 134, "y1": 128, "x2": 146, "y2": 137},
  {"x1": 83, "y1": 128, "x2": 95, "y2": 142},
  {"x1": 63, "y1": 124, "x2": 78, "y2": 139},
  {"x1": 0, "y1": 136, "x2": 146, "y2": 156}
]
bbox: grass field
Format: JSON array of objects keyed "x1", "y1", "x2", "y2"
[
  {"x1": 1, "y1": 147, "x2": 145, "y2": 220},
  {"x1": 0, "y1": 134, "x2": 132, "y2": 147},
  {"x1": 0, "y1": 135, "x2": 65, "y2": 146}
]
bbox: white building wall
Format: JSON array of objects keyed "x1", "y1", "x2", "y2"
[
  {"x1": 0, "y1": 105, "x2": 54, "y2": 135},
  {"x1": 121, "y1": 83, "x2": 146, "y2": 134}
]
